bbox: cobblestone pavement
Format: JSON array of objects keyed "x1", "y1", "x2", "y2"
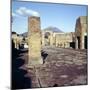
[{"x1": 20, "y1": 46, "x2": 87, "y2": 88}]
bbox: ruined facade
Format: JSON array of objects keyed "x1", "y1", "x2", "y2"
[
  {"x1": 42, "y1": 16, "x2": 87, "y2": 49},
  {"x1": 55, "y1": 32, "x2": 75, "y2": 48},
  {"x1": 75, "y1": 16, "x2": 87, "y2": 49},
  {"x1": 12, "y1": 32, "x2": 23, "y2": 49},
  {"x1": 12, "y1": 33, "x2": 18, "y2": 49},
  {"x1": 42, "y1": 31, "x2": 75, "y2": 48},
  {"x1": 12, "y1": 16, "x2": 87, "y2": 50},
  {"x1": 28, "y1": 16, "x2": 43, "y2": 66},
  {"x1": 42, "y1": 30, "x2": 54, "y2": 46}
]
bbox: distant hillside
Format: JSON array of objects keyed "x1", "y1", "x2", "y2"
[
  {"x1": 19, "y1": 26, "x2": 63, "y2": 37},
  {"x1": 43, "y1": 26, "x2": 63, "y2": 33},
  {"x1": 19, "y1": 32, "x2": 27, "y2": 37}
]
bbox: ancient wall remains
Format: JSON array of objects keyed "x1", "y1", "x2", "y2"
[{"x1": 75, "y1": 16, "x2": 87, "y2": 49}]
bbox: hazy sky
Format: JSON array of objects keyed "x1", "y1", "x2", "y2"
[{"x1": 12, "y1": 1, "x2": 87, "y2": 34}]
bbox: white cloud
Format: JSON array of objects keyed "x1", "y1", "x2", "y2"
[
  {"x1": 12, "y1": 12, "x2": 18, "y2": 17},
  {"x1": 15, "y1": 7, "x2": 40, "y2": 17}
]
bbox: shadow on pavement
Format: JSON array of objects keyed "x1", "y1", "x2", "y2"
[{"x1": 12, "y1": 41, "x2": 32, "y2": 89}]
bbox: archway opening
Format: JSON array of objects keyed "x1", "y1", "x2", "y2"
[
  {"x1": 77, "y1": 36, "x2": 80, "y2": 49},
  {"x1": 44, "y1": 32, "x2": 51, "y2": 46}
]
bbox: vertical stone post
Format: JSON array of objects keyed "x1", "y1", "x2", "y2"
[
  {"x1": 42, "y1": 31, "x2": 45, "y2": 46},
  {"x1": 16, "y1": 38, "x2": 19, "y2": 49},
  {"x1": 80, "y1": 30, "x2": 84, "y2": 49},
  {"x1": 13, "y1": 39, "x2": 16, "y2": 49},
  {"x1": 75, "y1": 37, "x2": 78, "y2": 49},
  {"x1": 50, "y1": 32, "x2": 53, "y2": 46},
  {"x1": 13, "y1": 39, "x2": 18, "y2": 49},
  {"x1": 28, "y1": 16, "x2": 43, "y2": 67}
]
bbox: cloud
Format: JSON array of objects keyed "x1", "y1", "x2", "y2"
[
  {"x1": 12, "y1": 12, "x2": 18, "y2": 17},
  {"x1": 15, "y1": 7, "x2": 40, "y2": 17}
]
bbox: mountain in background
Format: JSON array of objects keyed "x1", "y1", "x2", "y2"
[
  {"x1": 43, "y1": 26, "x2": 63, "y2": 33},
  {"x1": 19, "y1": 32, "x2": 27, "y2": 37},
  {"x1": 19, "y1": 26, "x2": 63, "y2": 37}
]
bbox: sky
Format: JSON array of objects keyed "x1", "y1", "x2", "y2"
[{"x1": 12, "y1": 0, "x2": 87, "y2": 34}]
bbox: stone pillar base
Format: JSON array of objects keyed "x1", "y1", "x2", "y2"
[{"x1": 26, "y1": 57, "x2": 43, "y2": 68}]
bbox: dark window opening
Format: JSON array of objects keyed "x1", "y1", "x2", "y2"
[
  {"x1": 77, "y1": 36, "x2": 80, "y2": 49},
  {"x1": 84, "y1": 36, "x2": 87, "y2": 49}
]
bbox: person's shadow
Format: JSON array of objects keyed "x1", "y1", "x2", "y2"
[{"x1": 12, "y1": 41, "x2": 32, "y2": 89}]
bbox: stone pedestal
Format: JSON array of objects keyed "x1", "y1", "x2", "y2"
[{"x1": 28, "y1": 16, "x2": 43, "y2": 67}]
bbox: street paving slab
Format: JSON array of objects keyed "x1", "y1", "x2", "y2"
[{"x1": 19, "y1": 47, "x2": 87, "y2": 88}]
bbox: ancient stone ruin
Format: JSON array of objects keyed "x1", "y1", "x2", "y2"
[
  {"x1": 75, "y1": 16, "x2": 87, "y2": 49},
  {"x1": 27, "y1": 16, "x2": 43, "y2": 67},
  {"x1": 11, "y1": 16, "x2": 87, "y2": 89}
]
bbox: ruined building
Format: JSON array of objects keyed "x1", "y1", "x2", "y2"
[
  {"x1": 12, "y1": 16, "x2": 87, "y2": 50},
  {"x1": 55, "y1": 32, "x2": 75, "y2": 48},
  {"x1": 12, "y1": 32, "x2": 23, "y2": 49},
  {"x1": 75, "y1": 16, "x2": 87, "y2": 49},
  {"x1": 42, "y1": 30, "x2": 75, "y2": 48},
  {"x1": 42, "y1": 16, "x2": 87, "y2": 49}
]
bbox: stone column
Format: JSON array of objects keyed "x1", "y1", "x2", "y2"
[
  {"x1": 75, "y1": 37, "x2": 78, "y2": 49},
  {"x1": 13, "y1": 39, "x2": 18, "y2": 49},
  {"x1": 80, "y1": 30, "x2": 84, "y2": 49},
  {"x1": 50, "y1": 32, "x2": 53, "y2": 46},
  {"x1": 42, "y1": 31, "x2": 45, "y2": 46},
  {"x1": 28, "y1": 16, "x2": 43, "y2": 67},
  {"x1": 16, "y1": 38, "x2": 19, "y2": 49}
]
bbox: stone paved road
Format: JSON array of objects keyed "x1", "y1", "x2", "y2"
[{"x1": 20, "y1": 47, "x2": 87, "y2": 88}]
